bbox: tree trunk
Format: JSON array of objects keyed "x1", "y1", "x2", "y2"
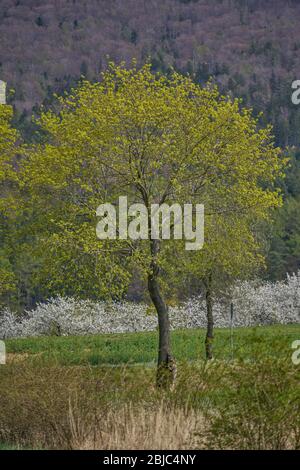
[
  {"x1": 148, "y1": 239, "x2": 175, "y2": 388},
  {"x1": 205, "y1": 274, "x2": 214, "y2": 360}
]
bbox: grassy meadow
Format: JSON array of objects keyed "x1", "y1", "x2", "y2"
[{"x1": 4, "y1": 324, "x2": 300, "y2": 366}]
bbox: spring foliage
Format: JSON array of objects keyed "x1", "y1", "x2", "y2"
[{"x1": 14, "y1": 63, "x2": 286, "y2": 306}]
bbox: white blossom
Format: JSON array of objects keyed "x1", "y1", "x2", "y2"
[{"x1": 1, "y1": 272, "x2": 300, "y2": 339}]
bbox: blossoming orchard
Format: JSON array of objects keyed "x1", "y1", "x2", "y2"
[{"x1": 1, "y1": 273, "x2": 299, "y2": 339}]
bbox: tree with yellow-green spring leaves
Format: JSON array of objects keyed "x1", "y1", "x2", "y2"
[
  {"x1": 18, "y1": 63, "x2": 286, "y2": 386},
  {"x1": 0, "y1": 104, "x2": 20, "y2": 305}
]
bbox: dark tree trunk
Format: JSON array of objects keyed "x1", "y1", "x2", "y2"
[
  {"x1": 205, "y1": 274, "x2": 214, "y2": 360},
  {"x1": 148, "y1": 239, "x2": 175, "y2": 388}
]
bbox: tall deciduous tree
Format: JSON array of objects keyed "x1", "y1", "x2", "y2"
[{"x1": 20, "y1": 63, "x2": 284, "y2": 385}]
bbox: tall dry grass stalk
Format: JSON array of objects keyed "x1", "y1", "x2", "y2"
[{"x1": 68, "y1": 401, "x2": 207, "y2": 450}]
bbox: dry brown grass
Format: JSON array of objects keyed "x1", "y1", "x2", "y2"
[
  {"x1": 6, "y1": 352, "x2": 30, "y2": 363},
  {"x1": 0, "y1": 358, "x2": 299, "y2": 450},
  {"x1": 68, "y1": 402, "x2": 207, "y2": 450},
  {"x1": 0, "y1": 362, "x2": 209, "y2": 450}
]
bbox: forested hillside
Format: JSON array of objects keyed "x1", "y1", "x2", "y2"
[{"x1": 0, "y1": 0, "x2": 299, "y2": 147}]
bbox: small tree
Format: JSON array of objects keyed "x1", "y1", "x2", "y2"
[
  {"x1": 181, "y1": 212, "x2": 272, "y2": 359},
  {"x1": 20, "y1": 63, "x2": 284, "y2": 385},
  {"x1": 0, "y1": 104, "x2": 20, "y2": 305}
]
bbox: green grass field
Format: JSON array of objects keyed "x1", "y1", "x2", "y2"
[
  {"x1": 0, "y1": 443, "x2": 26, "y2": 450},
  {"x1": 5, "y1": 324, "x2": 300, "y2": 366}
]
